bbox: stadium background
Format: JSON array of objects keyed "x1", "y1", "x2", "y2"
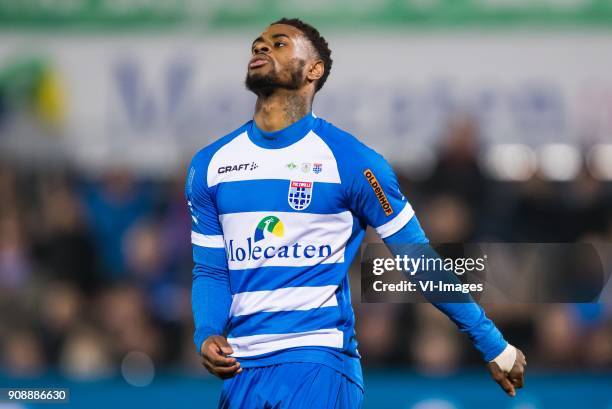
[{"x1": 0, "y1": 1, "x2": 611, "y2": 408}]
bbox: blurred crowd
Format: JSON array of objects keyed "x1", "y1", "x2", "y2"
[{"x1": 0, "y1": 116, "x2": 611, "y2": 380}]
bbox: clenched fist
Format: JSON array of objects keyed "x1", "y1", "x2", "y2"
[
  {"x1": 200, "y1": 335, "x2": 242, "y2": 379},
  {"x1": 487, "y1": 344, "x2": 527, "y2": 397}
]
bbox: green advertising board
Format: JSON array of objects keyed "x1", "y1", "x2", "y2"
[{"x1": 1, "y1": 0, "x2": 612, "y2": 29}]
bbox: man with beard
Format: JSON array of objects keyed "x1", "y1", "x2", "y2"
[{"x1": 186, "y1": 18, "x2": 526, "y2": 408}]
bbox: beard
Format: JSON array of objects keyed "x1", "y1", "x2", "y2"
[{"x1": 245, "y1": 58, "x2": 306, "y2": 96}]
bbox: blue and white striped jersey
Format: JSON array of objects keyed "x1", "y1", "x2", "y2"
[{"x1": 187, "y1": 112, "x2": 415, "y2": 386}]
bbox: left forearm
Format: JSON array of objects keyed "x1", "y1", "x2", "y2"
[
  {"x1": 383, "y1": 217, "x2": 507, "y2": 360},
  {"x1": 433, "y1": 301, "x2": 507, "y2": 361}
]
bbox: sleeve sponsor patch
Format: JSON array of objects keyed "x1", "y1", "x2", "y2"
[{"x1": 363, "y1": 168, "x2": 394, "y2": 216}]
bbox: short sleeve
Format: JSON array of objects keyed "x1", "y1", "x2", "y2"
[
  {"x1": 185, "y1": 153, "x2": 227, "y2": 268},
  {"x1": 347, "y1": 148, "x2": 415, "y2": 239}
]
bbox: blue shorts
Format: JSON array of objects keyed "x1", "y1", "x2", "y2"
[{"x1": 218, "y1": 362, "x2": 364, "y2": 409}]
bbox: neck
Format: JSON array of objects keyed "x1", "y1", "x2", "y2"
[{"x1": 253, "y1": 89, "x2": 312, "y2": 132}]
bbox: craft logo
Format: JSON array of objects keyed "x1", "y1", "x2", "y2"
[
  {"x1": 218, "y1": 162, "x2": 258, "y2": 174},
  {"x1": 225, "y1": 215, "x2": 331, "y2": 262},
  {"x1": 301, "y1": 162, "x2": 311, "y2": 173},
  {"x1": 288, "y1": 181, "x2": 313, "y2": 211},
  {"x1": 363, "y1": 169, "x2": 393, "y2": 216}
]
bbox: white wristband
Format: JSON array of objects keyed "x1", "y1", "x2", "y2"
[{"x1": 490, "y1": 344, "x2": 517, "y2": 373}]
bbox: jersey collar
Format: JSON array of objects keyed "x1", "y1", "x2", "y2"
[{"x1": 247, "y1": 111, "x2": 315, "y2": 149}]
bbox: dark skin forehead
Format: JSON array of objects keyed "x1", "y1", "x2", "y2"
[{"x1": 251, "y1": 23, "x2": 317, "y2": 59}]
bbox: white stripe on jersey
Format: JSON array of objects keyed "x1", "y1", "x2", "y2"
[
  {"x1": 375, "y1": 203, "x2": 415, "y2": 238},
  {"x1": 228, "y1": 328, "x2": 344, "y2": 357},
  {"x1": 207, "y1": 131, "x2": 341, "y2": 187},
  {"x1": 219, "y1": 211, "x2": 353, "y2": 269},
  {"x1": 230, "y1": 285, "x2": 338, "y2": 317},
  {"x1": 191, "y1": 231, "x2": 225, "y2": 248}
]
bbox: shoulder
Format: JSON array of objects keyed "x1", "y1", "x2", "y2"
[
  {"x1": 186, "y1": 122, "x2": 250, "y2": 194},
  {"x1": 189, "y1": 122, "x2": 250, "y2": 172},
  {"x1": 312, "y1": 117, "x2": 390, "y2": 172}
]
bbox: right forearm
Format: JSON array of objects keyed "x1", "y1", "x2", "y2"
[{"x1": 192, "y1": 262, "x2": 232, "y2": 351}]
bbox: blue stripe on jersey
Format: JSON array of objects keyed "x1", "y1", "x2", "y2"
[
  {"x1": 229, "y1": 264, "x2": 346, "y2": 294},
  {"x1": 215, "y1": 180, "x2": 343, "y2": 215},
  {"x1": 192, "y1": 246, "x2": 226, "y2": 267},
  {"x1": 227, "y1": 307, "x2": 342, "y2": 338}
]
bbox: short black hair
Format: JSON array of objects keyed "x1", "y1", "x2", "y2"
[{"x1": 271, "y1": 17, "x2": 332, "y2": 92}]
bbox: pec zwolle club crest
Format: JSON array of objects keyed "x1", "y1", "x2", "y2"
[{"x1": 288, "y1": 180, "x2": 313, "y2": 211}]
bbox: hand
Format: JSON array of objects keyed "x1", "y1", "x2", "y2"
[
  {"x1": 200, "y1": 335, "x2": 242, "y2": 379},
  {"x1": 487, "y1": 347, "x2": 527, "y2": 397}
]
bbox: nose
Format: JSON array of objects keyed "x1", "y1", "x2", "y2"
[{"x1": 253, "y1": 43, "x2": 270, "y2": 54}]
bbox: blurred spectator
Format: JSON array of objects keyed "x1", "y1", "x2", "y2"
[
  {"x1": 427, "y1": 115, "x2": 487, "y2": 212},
  {"x1": 34, "y1": 179, "x2": 101, "y2": 294},
  {"x1": 94, "y1": 285, "x2": 164, "y2": 362},
  {"x1": 39, "y1": 281, "x2": 83, "y2": 365},
  {"x1": 2, "y1": 329, "x2": 45, "y2": 377},
  {"x1": 566, "y1": 169, "x2": 612, "y2": 238},
  {"x1": 0, "y1": 210, "x2": 30, "y2": 290},
  {"x1": 419, "y1": 194, "x2": 473, "y2": 242},
  {"x1": 512, "y1": 177, "x2": 574, "y2": 241},
  {"x1": 80, "y1": 169, "x2": 154, "y2": 279},
  {"x1": 59, "y1": 325, "x2": 114, "y2": 380},
  {"x1": 157, "y1": 175, "x2": 192, "y2": 275},
  {"x1": 410, "y1": 305, "x2": 461, "y2": 375},
  {"x1": 355, "y1": 304, "x2": 399, "y2": 365},
  {"x1": 535, "y1": 305, "x2": 578, "y2": 367},
  {"x1": 124, "y1": 218, "x2": 189, "y2": 361}
]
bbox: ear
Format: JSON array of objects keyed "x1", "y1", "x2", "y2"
[{"x1": 306, "y1": 60, "x2": 324, "y2": 82}]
